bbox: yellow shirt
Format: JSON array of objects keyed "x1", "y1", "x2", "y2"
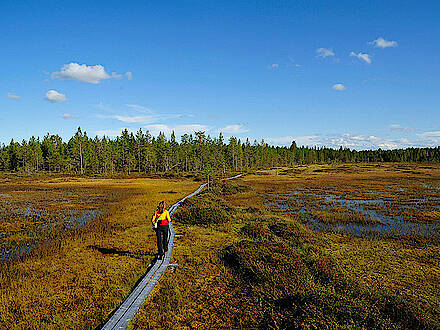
[{"x1": 151, "y1": 210, "x2": 171, "y2": 225}]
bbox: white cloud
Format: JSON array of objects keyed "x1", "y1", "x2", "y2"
[
  {"x1": 418, "y1": 131, "x2": 440, "y2": 145},
  {"x1": 144, "y1": 124, "x2": 210, "y2": 136},
  {"x1": 267, "y1": 135, "x2": 320, "y2": 147},
  {"x1": 125, "y1": 104, "x2": 153, "y2": 113},
  {"x1": 334, "y1": 132, "x2": 440, "y2": 149},
  {"x1": 174, "y1": 124, "x2": 211, "y2": 135},
  {"x1": 144, "y1": 124, "x2": 169, "y2": 135},
  {"x1": 52, "y1": 62, "x2": 115, "y2": 84},
  {"x1": 111, "y1": 72, "x2": 122, "y2": 79},
  {"x1": 371, "y1": 37, "x2": 398, "y2": 48},
  {"x1": 6, "y1": 92, "x2": 20, "y2": 99},
  {"x1": 327, "y1": 134, "x2": 399, "y2": 149},
  {"x1": 125, "y1": 71, "x2": 133, "y2": 80},
  {"x1": 316, "y1": 48, "x2": 335, "y2": 58},
  {"x1": 350, "y1": 51, "x2": 372, "y2": 64},
  {"x1": 419, "y1": 131, "x2": 440, "y2": 138},
  {"x1": 112, "y1": 115, "x2": 158, "y2": 124},
  {"x1": 332, "y1": 83, "x2": 346, "y2": 91},
  {"x1": 98, "y1": 104, "x2": 187, "y2": 124},
  {"x1": 390, "y1": 124, "x2": 414, "y2": 132},
  {"x1": 271, "y1": 63, "x2": 279, "y2": 69},
  {"x1": 266, "y1": 136, "x2": 295, "y2": 144},
  {"x1": 45, "y1": 90, "x2": 67, "y2": 103},
  {"x1": 218, "y1": 124, "x2": 249, "y2": 134},
  {"x1": 96, "y1": 102, "x2": 109, "y2": 111},
  {"x1": 95, "y1": 128, "x2": 134, "y2": 137},
  {"x1": 266, "y1": 133, "x2": 422, "y2": 150},
  {"x1": 62, "y1": 113, "x2": 75, "y2": 119}
]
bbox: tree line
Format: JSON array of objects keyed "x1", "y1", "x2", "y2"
[{"x1": 0, "y1": 128, "x2": 439, "y2": 174}]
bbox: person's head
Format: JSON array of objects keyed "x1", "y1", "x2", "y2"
[{"x1": 157, "y1": 201, "x2": 165, "y2": 213}]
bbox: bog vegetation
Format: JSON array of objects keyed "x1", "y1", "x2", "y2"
[
  {"x1": 131, "y1": 164, "x2": 440, "y2": 329},
  {"x1": 1, "y1": 127, "x2": 439, "y2": 175},
  {"x1": 1, "y1": 163, "x2": 439, "y2": 329}
]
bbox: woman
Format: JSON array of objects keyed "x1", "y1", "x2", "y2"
[{"x1": 150, "y1": 201, "x2": 171, "y2": 260}]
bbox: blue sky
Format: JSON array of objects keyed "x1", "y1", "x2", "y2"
[{"x1": 1, "y1": 0, "x2": 439, "y2": 149}]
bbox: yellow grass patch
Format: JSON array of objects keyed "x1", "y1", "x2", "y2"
[{"x1": 0, "y1": 177, "x2": 199, "y2": 329}]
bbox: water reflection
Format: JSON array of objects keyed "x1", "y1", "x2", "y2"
[
  {"x1": 265, "y1": 189, "x2": 440, "y2": 238},
  {"x1": 0, "y1": 207, "x2": 103, "y2": 262}
]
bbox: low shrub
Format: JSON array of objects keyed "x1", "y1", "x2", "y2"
[
  {"x1": 173, "y1": 193, "x2": 231, "y2": 226},
  {"x1": 216, "y1": 181, "x2": 251, "y2": 195},
  {"x1": 240, "y1": 223, "x2": 271, "y2": 240},
  {"x1": 242, "y1": 206, "x2": 261, "y2": 214}
]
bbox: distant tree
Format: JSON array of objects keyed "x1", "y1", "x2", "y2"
[{"x1": 0, "y1": 128, "x2": 439, "y2": 174}]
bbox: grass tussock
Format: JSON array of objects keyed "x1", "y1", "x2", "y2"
[
  {"x1": 240, "y1": 223, "x2": 272, "y2": 239},
  {"x1": 214, "y1": 181, "x2": 252, "y2": 195},
  {"x1": 172, "y1": 191, "x2": 233, "y2": 226}
]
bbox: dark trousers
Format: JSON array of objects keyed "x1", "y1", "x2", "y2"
[{"x1": 156, "y1": 225, "x2": 169, "y2": 256}]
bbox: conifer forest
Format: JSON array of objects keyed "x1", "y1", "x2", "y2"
[{"x1": 1, "y1": 128, "x2": 439, "y2": 174}]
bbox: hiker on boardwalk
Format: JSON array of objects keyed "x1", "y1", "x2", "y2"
[{"x1": 151, "y1": 201, "x2": 171, "y2": 260}]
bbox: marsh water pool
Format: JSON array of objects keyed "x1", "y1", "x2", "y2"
[
  {"x1": 0, "y1": 185, "x2": 112, "y2": 263},
  {"x1": 265, "y1": 184, "x2": 440, "y2": 238},
  {"x1": 0, "y1": 204, "x2": 103, "y2": 262}
]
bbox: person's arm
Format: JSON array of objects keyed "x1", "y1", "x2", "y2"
[
  {"x1": 166, "y1": 210, "x2": 171, "y2": 223},
  {"x1": 151, "y1": 212, "x2": 157, "y2": 224}
]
